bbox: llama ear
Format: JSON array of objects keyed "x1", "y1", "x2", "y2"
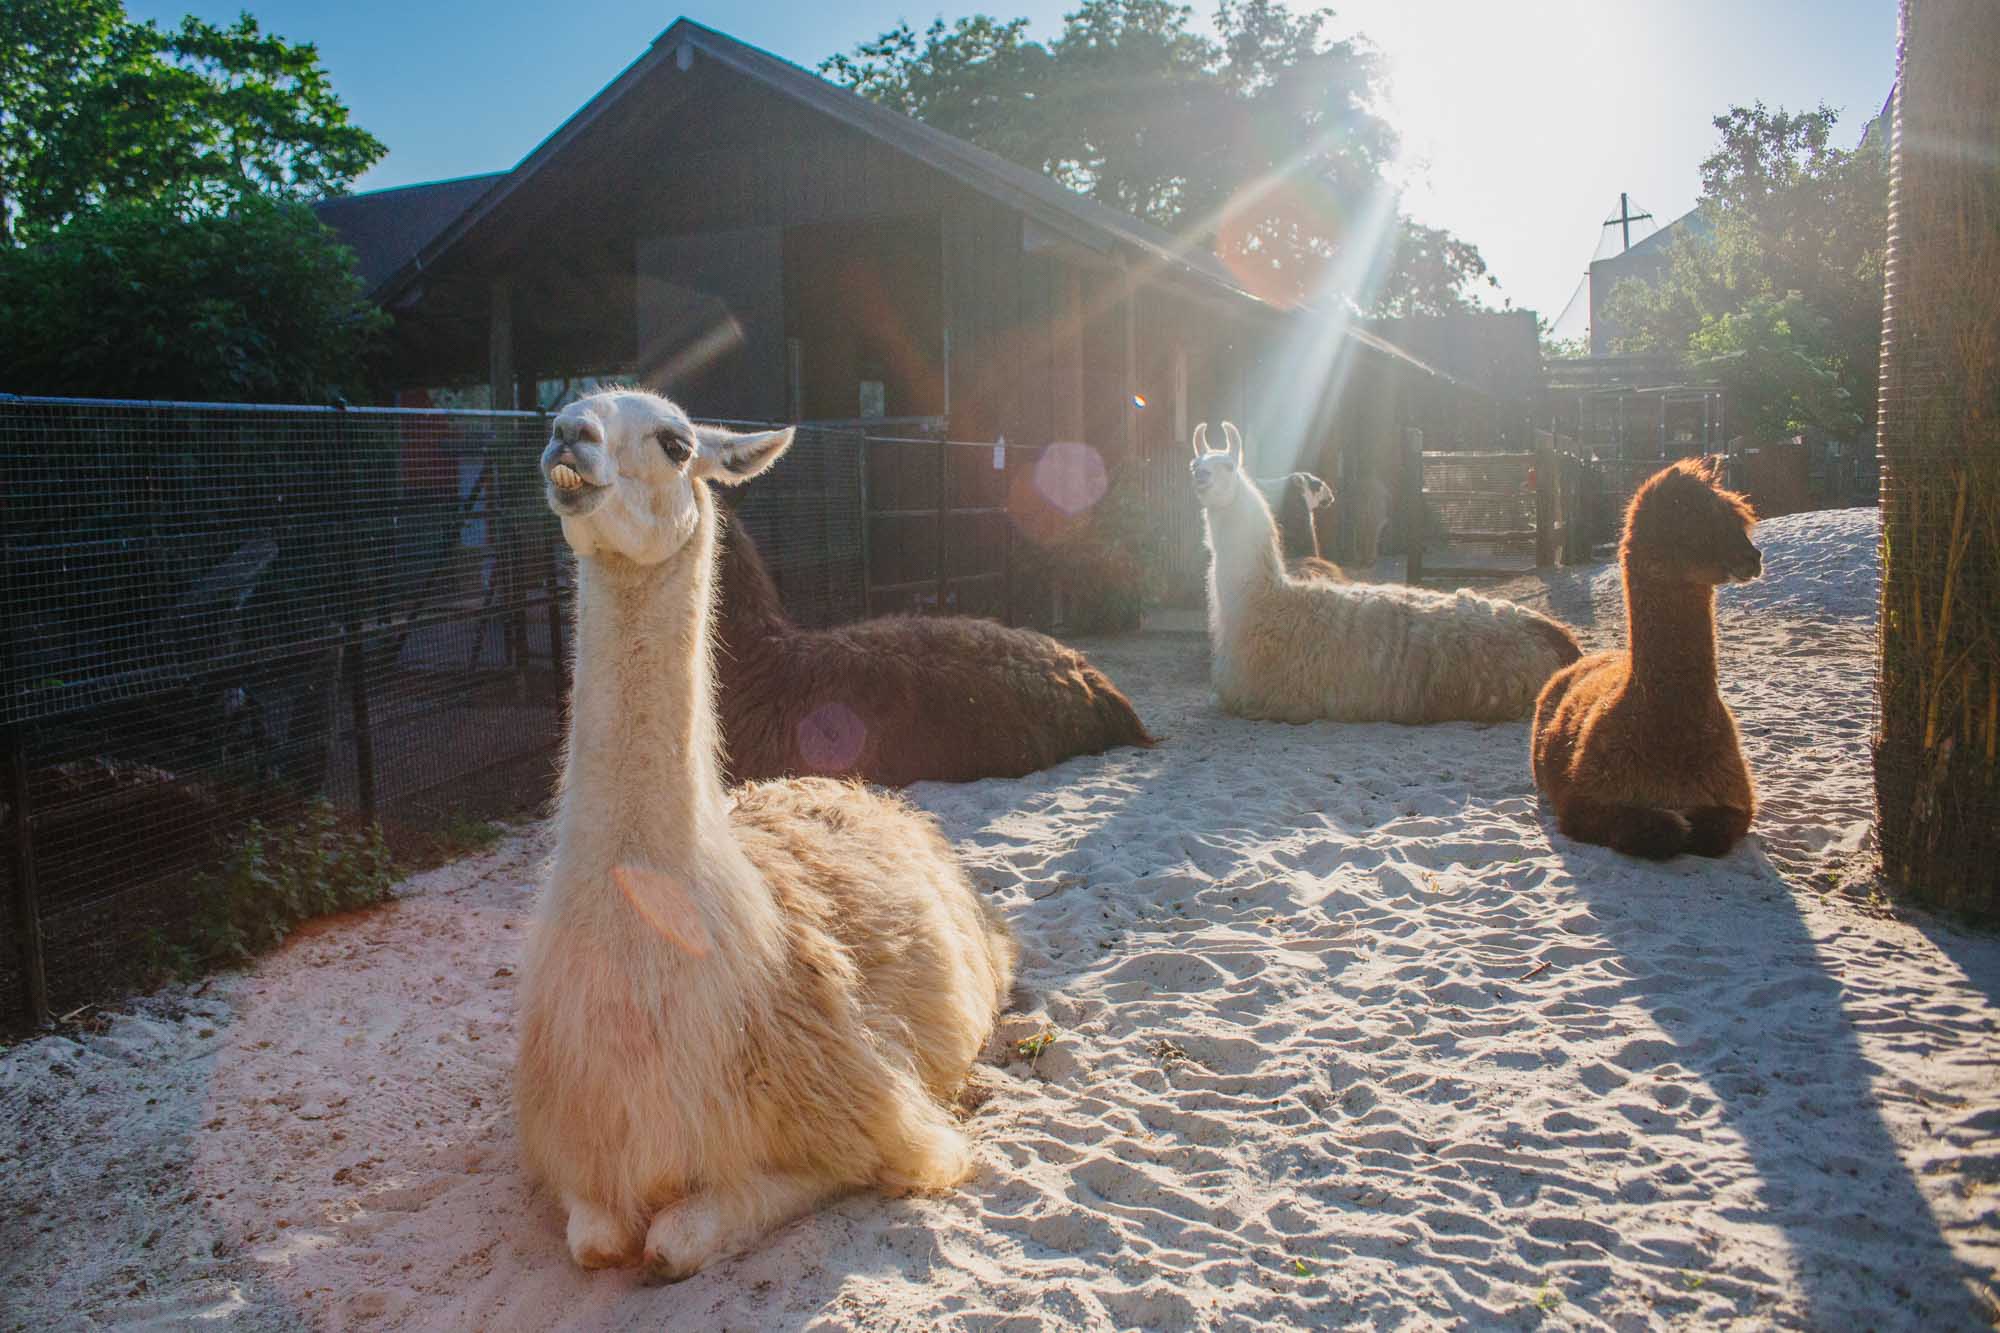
[
  {"x1": 1222, "y1": 422, "x2": 1244, "y2": 466},
  {"x1": 611, "y1": 864, "x2": 713, "y2": 958},
  {"x1": 1192, "y1": 422, "x2": 1209, "y2": 458},
  {"x1": 693, "y1": 425, "x2": 794, "y2": 485}
]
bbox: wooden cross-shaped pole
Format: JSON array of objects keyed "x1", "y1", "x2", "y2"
[{"x1": 1605, "y1": 192, "x2": 1655, "y2": 252}]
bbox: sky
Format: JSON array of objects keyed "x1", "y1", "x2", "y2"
[{"x1": 131, "y1": 0, "x2": 1899, "y2": 324}]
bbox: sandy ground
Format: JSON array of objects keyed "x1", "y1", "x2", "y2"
[{"x1": 4, "y1": 505, "x2": 1998, "y2": 1331}]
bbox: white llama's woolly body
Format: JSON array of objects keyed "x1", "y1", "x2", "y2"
[{"x1": 1198, "y1": 458, "x2": 1570, "y2": 724}]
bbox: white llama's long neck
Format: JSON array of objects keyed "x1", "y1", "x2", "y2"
[
  {"x1": 1205, "y1": 483, "x2": 1285, "y2": 602},
  {"x1": 553, "y1": 493, "x2": 777, "y2": 941}
]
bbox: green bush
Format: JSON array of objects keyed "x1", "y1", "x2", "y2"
[{"x1": 162, "y1": 798, "x2": 395, "y2": 973}]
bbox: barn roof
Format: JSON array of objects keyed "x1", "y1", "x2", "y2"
[
  {"x1": 335, "y1": 18, "x2": 1276, "y2": 311},
  {"x1": 319, "y1": 17, "x2": 1462, "y2": 383},
  {"x1": 313, "y1": 172, "x2": 505, "y2": 291}
]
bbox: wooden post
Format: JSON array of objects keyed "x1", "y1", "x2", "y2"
[
  {"x1": 1120, "y1": 260, "x2": 1140, "y2": 465},
  {"x1": 488, "y1": 278, "x2": 515, "y2": 411},
  {"x1": 1060, "y1": 265, "x2": 1085, "y2": 444},
  {"x1": 6, "y1": 727, "x2": 50, "y2": 1026},
  {"x1": 1402, "y1": 426, "x2": 1425, "y2": 585},
  {"x1": 1535, "y1": 427, "x2": 1558, "y2": 568},
  {"x1": 332, "y1": 400, "x2": 378, "y2": 819},
  {"x1": 858, "y1": 431, "x2": 874, "y2": 617}
]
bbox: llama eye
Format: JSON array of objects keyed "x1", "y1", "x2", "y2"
[{"x1": 656, "y1": 429, "x2": 692, "y2": 464}]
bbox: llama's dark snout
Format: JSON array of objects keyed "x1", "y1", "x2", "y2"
[{"x1": 1731, "y1": 543, "x2": 1763, "y2": 582}]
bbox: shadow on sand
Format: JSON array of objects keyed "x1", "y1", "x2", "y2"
[{"x1": 1550, "y1": 823, "x2": 1990, "y2": 1328}]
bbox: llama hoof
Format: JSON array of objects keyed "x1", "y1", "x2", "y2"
[
  {"x1": 642, "y1": 1195, "x2": 725, "y2": 1283},
  {"x1": 1684, "y1": 805, "x2": 1750, "y2": 858},
  {"x1": 1620, "y1": 808, "x2": 1693, "y2": 860},
  {"x1": 566, "y1": 1199, "x2": 637, "y2": 1270}
]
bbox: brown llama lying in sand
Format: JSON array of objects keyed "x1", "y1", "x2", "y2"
[
  {"x1": 519, "y1": 391, "x2": 1015, "y2": 1278},
  {"x1": 1531, "y1": 456, "x2": 1762, "y2": 859},
  {"x1": 713, "y1": 516, "x2": 1155, "y2": 785}
]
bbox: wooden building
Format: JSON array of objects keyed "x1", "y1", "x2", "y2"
[
  {"x1": 321, "y1": 18, "x2": 1472, "y2": 612},
  {"x1": 321, "y1": 19, "x2": 1301, "y2": 451}
]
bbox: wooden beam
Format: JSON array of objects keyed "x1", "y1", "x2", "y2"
[
  {"x1": 1121, "y1": 259, "x2": 1138, "y2": 462},
  {"x1": 489, "y1": 277, "x2": 515, "y2": 411},
  {"x1": 1061, "y1": 264, "x2": 1085, "y2": 442}
]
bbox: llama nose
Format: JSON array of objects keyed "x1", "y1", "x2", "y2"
[{"x1": 541, "y1": 440, "x2": 596, "y2": 491}]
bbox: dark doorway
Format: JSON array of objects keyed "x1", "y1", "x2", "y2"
[
  {"x1": 635, "y1": 227, "x2": 784, "y2": 420},
  {"x1": 783, "y1": 217, "x2": 944, "y2": 422}
]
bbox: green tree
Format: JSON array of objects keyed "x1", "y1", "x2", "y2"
[
  {"x1": 1604, "y1": 101, "x2": 1888, "y2": 438},
  {"x1": 823, "y1": 1, "x2": 1491, "y2": 314},
  {"x1": 0, "y1": 0, "x2": 384, "y2": 242},
  {"x1": 0, "y1": 194, "x2": 386, "y2": 401}
]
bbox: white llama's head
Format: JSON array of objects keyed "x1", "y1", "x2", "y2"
[
  {"x1": 541, "y1": 390, "x2": 793, "y2": 563},
  {"x1": 1189, "y1": 421, "x2": 1247, "y2": 510}
]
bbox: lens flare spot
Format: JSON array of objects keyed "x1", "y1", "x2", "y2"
[
  {"x1": 1033, "y1": 441, "x2": 1109, "y2": 517},
  {"x1": 798, "y1": 701, "x2": 867, "y2": 772},
  {"x1": 1130, "y1": 393, "x2": 1148, "y2": 409},
  {"x1": 611, "y1": 865, "x2": 712, "y2": 958}
]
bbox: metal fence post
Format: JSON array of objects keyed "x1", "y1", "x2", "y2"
[
  {"x1": 1001, "y1": 444, "x2": 1016, "y2": 628},
  {"x1": 858, "y1": 432, "x2": 874, "y2": 617},
  {"x1": 6, "y1": 726, "x2": 50, "y2": 1026},
  {"x1": 1403, "y1": 426, "x2": 1426, "y2": 585},
  {"x1": 335, "y1": 399, "x2": 378, "y2": 819},
  {"x1": 934, "y1": 437, "x2": 950, "y2": 615},
  {"x1": 1535, "y1": 425, "x2": 1558, "y2": 568}
]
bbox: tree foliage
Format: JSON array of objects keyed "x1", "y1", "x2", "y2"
[
  {"x1": 0, "y1": 2, "x2": 387, "y2": 401},
  {"x1": 0, "y1": 0, "x2": 385, "y2": 241},
  {"x1": 1604, "y1": 102, "x2": 1887, "y2": 439},
  {"x1": 0, "y1": 194, "x2": 386, "y2": 401},
  {"x1": 823, "y1": 1, "x2": 1493, "y2": 315}
]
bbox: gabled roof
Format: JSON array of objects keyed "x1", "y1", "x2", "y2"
[
  {"x1": 355, "y1": 17, "x2": 1266, "y2": 309},
  {"x1": 668, "y1": 21, "x2": 1257, "y2": 302},
  {"x1": 313, "y1": 172, "x2": 505, "y2": 291}
]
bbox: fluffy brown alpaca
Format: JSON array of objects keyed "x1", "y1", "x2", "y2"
[
  {"x1": 1531, "y1": 456, "x2": 1762, "y2": 859},
  {"x1": 713, "y1": 517, "x2": 1156, "y2": 786}
]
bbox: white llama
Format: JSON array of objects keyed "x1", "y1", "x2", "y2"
[
  {"x1": 1193, "y1": 422, "x2": 1581, "y2": 723},
  {"x1": 517, "y1": 390, "x2": 1016, "y2": 1279}
]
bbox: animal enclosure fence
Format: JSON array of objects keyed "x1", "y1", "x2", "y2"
[
  {"x1": 1402, "y1": 430, "x2": 1596, "y2": 583},
  {"x1": 0, "y1": 396, "x2": 867, "y2": 1024},
  {"x1": 860, "y1": 429, "x2": 1033, "y2": 622}
]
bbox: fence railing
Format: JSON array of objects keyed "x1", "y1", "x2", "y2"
[
  {"x1": 1400, "y1": 430, "x2": 1598, "y2": 582},
  {"x1": 0, "y1": 395, "x2": 870, "y2": 1023}
]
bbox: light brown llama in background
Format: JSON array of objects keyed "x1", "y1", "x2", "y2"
[
  {"x1": 517, "y1": 391, "x2": 1015, "y2": 1279},
  {"x1": 1194, "y1": 422, "x2": 1581, "y2": 723},
  {"x1": 1532, "y1": 456, "x2": 1761, "y2": 859}
]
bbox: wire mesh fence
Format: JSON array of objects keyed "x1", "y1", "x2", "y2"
[{"x1": 0, "y1": 396, "x2": 866, "y2": 1022}]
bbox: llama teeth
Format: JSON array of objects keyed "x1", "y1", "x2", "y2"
[{"x1": 551, "y1": 464, "x2": 583, "y2": 491}]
